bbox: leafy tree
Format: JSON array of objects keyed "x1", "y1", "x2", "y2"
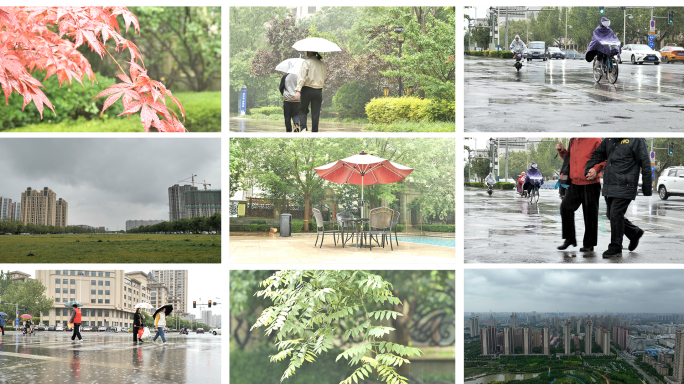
[
  {"x1": 230, "y1": 270, "x2": 276, "y2": 350},
  {"x1": 0, "y1": 6, "x2": 186, "y2": 132},
  {"x1": 251, "y1": 270, "x2": 424, "y2": 384},
  {"x1": 0, "y1": 279, "x2": 53, "y2": 322}
]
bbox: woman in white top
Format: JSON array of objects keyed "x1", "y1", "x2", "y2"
[
  {"x1": 153, "y1": 311, "x2": 167, "y2": 345},
  {"x1": 295, "y1": 51, "x2": 327, "y2": 132}
]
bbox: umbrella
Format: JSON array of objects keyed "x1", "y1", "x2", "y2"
[
  {"x1": 292, "y1": 37, "x2": 341, "y2": 53},
  {"x1": 20, "y1": 314, "x2": 32, "y2": 319},
  {"x1": 134, "y1": 302, "x2": 154, "y2": 310},
  {"x1": 0, "y1": 312, "x2": 7, "y2": 316},
  {"x1": 151, "y1": 304, "x2": 173, "y2": 320},
  {"x1": 64, "y1": 300, "x2": 82, "y2": 308},
  {"x1": 315, "y1": 151, "x2": 414, "y2": 218},
  {"x1": 275, "y1": 58, "x2": 304, "y2": 74}
]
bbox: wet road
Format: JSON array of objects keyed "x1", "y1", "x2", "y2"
[
  {"x1": 0, "y1": 331, "x2": 220, "y2": 383},
  {"x1": 229, "y1": 117, "x2": 366, "y2": 132},
  {"x1": 464, "y1": 56, "x2": 684, "y2": 131},
  {"x1": 464, "y1": 187, "x2": 684, "y2": 263}
]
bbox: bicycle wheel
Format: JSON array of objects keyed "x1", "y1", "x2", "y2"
[
  {"x1": 593, "y1": 58, "x2": 602, "y2": 82},
  {"x1": 534, "y1": 187, "x2": 540, "y2": 203},
  {"x1": 608, "y1": 57, "x2": 619, "y2": 84},
  {"x1": 529, "y1": 188, "x2": 535, "y2": 203}
]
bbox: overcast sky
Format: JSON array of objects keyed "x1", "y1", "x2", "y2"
[
  {"x1": 0, "y1": 138, "x2": 220, "y2": 230},
  {"x1": 465, "y1": 269, "x2": 684, "y2": 313}
]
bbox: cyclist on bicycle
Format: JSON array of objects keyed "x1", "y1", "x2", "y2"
[
  {"x1": 586, "y1": 17, "x2": 621, "y2": 64},
  {"x1": 523, "y1": 162, "x2": 544, "y2": 194},
  {"x1": 510, "y1": 35, "x2": 526, "y2": 64}
]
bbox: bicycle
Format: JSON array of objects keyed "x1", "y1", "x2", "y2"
[
  {"x1": 592, "y1": 41, "x2": 621, "y2": 84},
  {"x1": 529, "y1": 185, "x2": 540, "y2": 204}
]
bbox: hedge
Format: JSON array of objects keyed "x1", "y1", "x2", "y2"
[
  {"x1": 466, "y1": 50, "x2": 514, "y2": 59},
  {"x1": 419, "y1": 224, "x2": 455, "y2": 233},
  {"x1": 167, "y1": 92, "x2": 221, "y2": 132},
  {"x1": 365, "y1": 97, "x2": 454, "y2": 124},
  {"x1": 465, "y1": 182, "x2": 485, "y2": 187},
  {"x1": 249, "y1": 107, "x2": 282, "y2": 116},
  {"x1": 464, "y1": 182, "x2": 515, "y2": 190},
  {"x1": 230, "y1": 221, "x2": 406, "y2": 233}
]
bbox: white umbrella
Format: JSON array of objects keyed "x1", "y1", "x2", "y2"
[
  {"x1": 134, "y1": 302, "x2": 153, "y2": 310},
  {"x1": 275, "y1": 58, "x2": 304, "y2": 74},
  {"x1": 292, "y1": 37, "x2": 341, "y2": 53}
]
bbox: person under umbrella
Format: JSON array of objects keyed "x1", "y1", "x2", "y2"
[
  {"x1": 0, "y1": 312, "x2": 6, "y2": 336},
  {"x1": 68, "y1": 304, "x2": 82, "y2": 342},
  {"x1": 276, "y1": 58, "x2": 303, "y2": 132},
  {"x1": 133, "y1": 308, "x2": 145, "y2": 344},
  {"x1": 151, "y1": 304, "x2": 173, "y2": 345}
]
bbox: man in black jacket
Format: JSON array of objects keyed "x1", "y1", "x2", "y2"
[
  {"x1": 585, "y1": 138, "x2": 652, "y2": 258},
  {"x1": 133, "y1": 308, "x2": 144, "y2": 344}
]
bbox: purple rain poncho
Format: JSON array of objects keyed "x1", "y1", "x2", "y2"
[
  {"x1": 524, "y1": 167, "x2": 544, "y2": 186},
  {"x1": 585, "y1": 17, "x2": 621, "y2": 62}
]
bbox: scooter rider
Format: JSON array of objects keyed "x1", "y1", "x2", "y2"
[
  {"x1": 510, "y1": 35, "x2": 526, "y2": 60},
  {"x1": 485, "y1": 173, "x2": 496, "y2": 187}
]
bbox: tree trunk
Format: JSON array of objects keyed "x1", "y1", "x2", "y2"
[
  {"x1": 393, "y1": 295, "x2": 416, "y2": 377},
  {"x1": 304, "y1": 193, "x2": 310, "y2": 232}
]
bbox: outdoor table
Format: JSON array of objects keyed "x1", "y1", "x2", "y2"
[{"x1": 340, "y1": 218, "x2": 369, "y2": 248}]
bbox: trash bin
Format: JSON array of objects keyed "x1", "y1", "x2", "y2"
[{"x1": 280, "y1": 213, "x2": 292, "y2": 237}]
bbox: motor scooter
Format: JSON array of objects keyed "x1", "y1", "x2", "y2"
[
  {"x1": 487, "y1": 184, "x2": 493, "y2": 196},
  {"x1": 514, "y1": 53, "x2": 524, "y2": 72}
]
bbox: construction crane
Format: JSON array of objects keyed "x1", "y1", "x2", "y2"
[
  {"x1": 178, "y1": 174, "x2": 198, "y2": 188},
  {"x1": 201, "y1": 180, "x2": 211, "y2": 190}
]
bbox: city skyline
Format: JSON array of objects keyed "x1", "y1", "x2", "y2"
[
  {"x1": 0, "y1": 139, "x2": 220, "y2": 230},
  {"x1": 465, "y1": 270, "x2": 684, "y2": 313}
]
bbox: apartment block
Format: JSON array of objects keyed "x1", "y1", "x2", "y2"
[
  {"x1": 184, "y1": 189, "x2": 221, "y2": 218},
  {"x1": 168, "y1": 184, "x2": 197, "y2": 221},
  {"x1": 21, "y1": 187, "x2": 57, "y2": 226},
  {"x1": 148, "y1": 270, "x2": 188, "y2": 315},
  {"x1": 56, "y1": 198, "x2": 68, "y2": 227},
  {"x1": 0, "y1": 196, "x2": 12, "y2": 220}
]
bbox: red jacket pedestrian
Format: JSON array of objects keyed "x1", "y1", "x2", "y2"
[{"x1": 558, "y1": 138, "x2": 606, "y2": 185}]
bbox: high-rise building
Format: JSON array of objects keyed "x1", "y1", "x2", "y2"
[
  {"x1": 55, "y1": 198, "x2": 68, "y2": 227},
  {"x1": 564, "y1": 321, "x2": 572, "y2": 355},
  {"x1": 126, "y1": 219, "x2": 166, "y2": 231},
  {"x1": 469, "y1": 317, "x2": 480, "y2": 337},
  {"x1": 0, "y1": 197, "x2": 12, "y2": 221},
  {"x1": 503, "y1": 327, "x2": 513, "y2": 355},
  {"x1": 670, "y1": 331, "x2": 684, "y2": 384},
  {"x1": 35, "y1": 269, "x2": 168, "y2": 328},
  {"x1": 486, "y1": 314, "x2": 497, "y2": 329},
  {"x1": 542, "y1": 327, "x2": 551, "y2": 355},
  {"x1": 21, "y1": 187, "x2": 57, "y2": 226},
  {"x1": 481, "y1": 326, "x2": 497, "y2": 355},
  {"x1": 11, "y1": 202, "x2": 21, "y2": 221},
  {"x1": 585, "y1": 320, "x2": 593, "y2": 355},
  {"x1": 184, "y1": 189, "x2": 221, "y2": 218},
  {"x1": 601, "y1": 327, "x2": 610, "y2": 355},
  {"x1": 168, "y1": 184, "x2": 198, "y2": 221},
  {"x1": 510, "y1": 313, "x2": 519, "y2": 328},
  {"x1": 148, "y1": 270, "x2": 188, "y2": 315},
  {"x1": 147, "y1": 279, "x2": 168, "y2": 309},
  {"x1": 533, "y1": 330, "x2": 542, "y2": 348},
  {"x1": 523, "y1": 327, "x2": 532, "y2": 355}
]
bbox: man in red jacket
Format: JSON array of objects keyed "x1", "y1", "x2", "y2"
[{"x1": 556, "y1": 138, "x2": 606, "y2": 252}]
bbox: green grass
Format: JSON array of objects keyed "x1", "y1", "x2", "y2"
[
  {"x1": 365, "y1": 120, "x2": 455, "y2": 132},
  {"x1": 0, "y1": 234, "x2": 220, "y2": 263},
  {"x1": 5, "y1": 92, "x2": 220, "y2": 132}
]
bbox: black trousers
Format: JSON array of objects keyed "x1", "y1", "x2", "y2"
[
  {"x1": 605, "y1": 197, "x2": 641, "y2": 251},
  {"x1": 298, "y1": 86, "x2": 323, "y2": 132},
  {"x1": 560, "y1": 183, "x2": 601, "y2": 247},
  {"x1": 283, "y1": 101, "x2": 300, "y2": 132},
  {"x1": 71, "y1": 323, "x2": 82, "y2": 340},
  {"x1": 133, "y1": 326, "x2": 140, "y2": 342},
  {"x1": 1, "y1": 325, "x2": 4, "y2": 336}
]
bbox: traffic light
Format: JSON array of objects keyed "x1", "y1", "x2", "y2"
[
  {"x1": 24, "y1": 307, "x2": 28, "y2": 313},
  {"x1": 669, "y1": 142, "x2": 675, "y2": 156},
  {"x1": 599, "y1": 7, "x2": 605, "y2": 14},
  {"x1": 193, "y1": 301, "x2": 196, "y2": 309},
  {"x1": 669, "y1": 11, "x2": 674, "y2": 24},
  {"x1": 208, "y1": 300, "x2": 212, "y2": 308}
]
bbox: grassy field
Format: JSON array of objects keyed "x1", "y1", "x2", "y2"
[{"x1": 0, "y1": 234, "x2": 220, "y2": 263}]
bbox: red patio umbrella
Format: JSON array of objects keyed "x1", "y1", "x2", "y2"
[{"x1": 314, "y1": 151, "x2": 413, "y2": 218}]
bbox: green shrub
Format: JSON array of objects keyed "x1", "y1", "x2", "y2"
[
  {"x1": 483, "y1": 50, "x2": 490, "y2": 57},
  {"x1": 168, "y1": 92, "x2": 221, "y2": 132},
  {"x1": 365, "y1": 97, "x2": 432, "y2": 124},
  {"x1": 419, "y1": 224, "x2": 455, "y2": 233},
  {"x1": 495, "y1": 182, "x2": 516, "y2": 190},
  {"x1": 248, "y1": 107, "x2": 282, "y2": 116},
  {"x1": 365, "y1": 120, "x2": 454, "y2": 132},
  {"x1": 469, "y1": 50, "x2": 484, "y2": 56},
  {"x1": 465, "y1": 182, "x2": 485, "y2": 187},
  {"x1": 501, "y1": 51, "x2": 514, "y2": 59},
  {"x1": 424, "y1": 99, "x2": 455, "y2": 122},
  {"x1": 332, "y1": 81, "x2": 372, "y2": 119},
  {"x1": 0, "y1": 71, "x2": 125, "y2": 131}
]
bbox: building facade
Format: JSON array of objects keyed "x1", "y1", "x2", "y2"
[
  {"x1": 0, "y1": 197, "x2": 12, "y2": 221},
  {"x1": 148, "y1": 270, "x2": 188, "y2": 315},
  {"x1": 470, "y1": 316, "x2": 480, "y2": 337},
  {"x1": 126, "y1": 219, "x2": 166, "y2": 231},
  {"x1": 55, "y1": 198, "x2": 68, "y2": 227},
  {"x1": 35, "y1": 270, "x2": 165, "y2": 328},
  {"x1": 21, "y1": 187, "x2": 57, "y2": 226},
  {"x1": 11, "y1": 202, "x2": 20, "y2": 221},
  {"x1": 670, "y1": 332, "x2": 684, "y2": 384},
  {"x1": 564, "y1": 321, "x2": 572, "y2": 355},
  {"x1": 585, "y1": 320, "x2": 593, "y2": 355},
  {"x1": 168, "y1": 184, "x2": 198, "y2": 221},
  {"x1": 184, "y1": 189, "x2": 221, "y2": 218}
]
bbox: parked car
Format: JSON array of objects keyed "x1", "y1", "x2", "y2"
[
  {"x1": 34, "y1": 325, "x2": 46, "y2": 331},
  {"x1": 196, "y1": 328, "x2": 205, "y2": 334},
  {"x1": 546, "y1": 47, "x2": 565, "y2": 60},
  {"x1": 56, "y1": 325, "x2": 64, "y2": 331},
  {"x1": 81, "y1": 326, "x2": 91, "y2": 332},
  {"x1": 658, "y1": 166, "x2": 684, "y2": 200},
  {"x1": 659, "y1": 46, "x2": 684, "y2": 63},
  {"x1": 210, "y1": 328, "x2": 221, "y2": 336},
  {"x1": 527, "y1": 41, "x2": 547, "y2": 61},
  {"x1": 621, "y1": 44, "x2": 661, "y2": 65},
  {"x1": 98, "y1": 326, "x2": 106, "y2": 332},
  {"x1": 47, "y1": 325, "x2": 56, "y2": 331}
]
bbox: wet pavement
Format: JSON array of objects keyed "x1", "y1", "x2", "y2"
[
  {"x1": 229, "y1": 117, "x2": 366, "y2": 132},
  {"x1": 0, "y1": 331, "x2": 220, "y2": 383},
  {"x1": 464, "y1": 56, "x2": 684, "y2": 131},
  {"x1": 464, "y1": 187, "x2": 684, "y2": 263}
]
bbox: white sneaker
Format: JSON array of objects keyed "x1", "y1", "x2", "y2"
[
  {"x1": 163, "y1": 342, "x2": 168, "y2": 346},
  {"x1": 78, "y1": 340, "x2": 82, "y2": 343}
]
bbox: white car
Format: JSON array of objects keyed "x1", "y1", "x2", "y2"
[
  {"x1": 210, "y1": 328, "x2": 221, "y2": 335},
  {"x1": 658, "y1": 166, "x2": 684, "y2": 200},
  {"x1": 56, "y1": 325, "x2": 64, "y2": 331},
  {"x1": 621, "y1": 44, "x2": 661, "y2": 65}
]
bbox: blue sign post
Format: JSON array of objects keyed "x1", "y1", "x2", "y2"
[
  {"x1": 648, "y1": 35, "x2": 656, "y2": 42},
  {"x1": 648, "y1": 41, "x2": 655, "y2": 49},
  {"x1": 238, "y1": 87, "x2": 247, "y2": 116}
]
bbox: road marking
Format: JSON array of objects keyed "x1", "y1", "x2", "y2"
[{"x1": 564, "y1": 85, "x2": 657, "y2": 104}]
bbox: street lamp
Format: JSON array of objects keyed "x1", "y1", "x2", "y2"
[
  {"x1": 406, "y1": 85, "x2": 413, "y2": 96},
  {"x1": 395, "y1": 26, "x2": 404, "y2": 97},
  {"x1": 624, "y1": 12, "x2": 634, "y2": 46},
  {"x1": 383, "y1": 86, "x2": 389, "y2": 97}
]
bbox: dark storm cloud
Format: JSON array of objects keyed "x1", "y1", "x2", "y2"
[
  {"x1": 0, "y1": 138, "x2": 220, "y2": 229},
  {"x1": 465, "y1": 269, "x2": 684, "y2": 313}
]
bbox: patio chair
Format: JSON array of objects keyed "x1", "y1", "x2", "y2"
[
  {"x1": 313, "y1": 208, "x2": 340, "y2": 248},
  {"x1": 336, "y1": 212, "x2": 356, "y2": 248},
  {"x1": 390, "y1": 211, "x2": 400, "y2": 246},
  {"x1": 363, "y1": 207, "x2": 394, "y2": 251}
]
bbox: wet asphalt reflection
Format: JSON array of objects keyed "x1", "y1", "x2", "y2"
[
  {"x1": 0, "y1": 331, "x2": 220, "y2": 383},
  {"x1": 229, "y1": 117, "x2": 365, "y2": 132},
  {"x1": 464, "y1": 56, "x2": 684, "y2": 131},
  {"x1": 464, "y1": 187, "x2": 684, "y2": 263}
]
